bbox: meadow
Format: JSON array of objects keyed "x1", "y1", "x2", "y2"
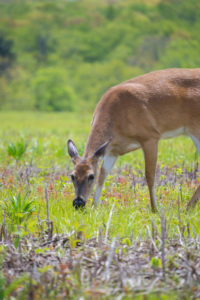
[
  {"x1": 1, "y1": 0, "x2": 200, "y2": 298},
  {"x1": 0, "y1": 111, "x2": 200, "y2": 299}
]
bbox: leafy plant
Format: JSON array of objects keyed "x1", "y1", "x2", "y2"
[
  {"x1": 7, "y1": 140, "x2": 28, "y2": 162},
  {"x1": 5, "y1": 192, "x2": 35, "y2": 225},
  {"x1": 4, "y1": 273, "x2": 30, "y2": 299},
  {"x1": 151, "y1": 257, "x2": 162, "y2": 269}
]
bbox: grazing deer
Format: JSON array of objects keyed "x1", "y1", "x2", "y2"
[{"x1": 68, "y1": 68, "x2": 200, "y2": 212}]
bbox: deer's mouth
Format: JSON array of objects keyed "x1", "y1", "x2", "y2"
[{"x1": 73, "y1": 197, "x2": 86, "y2": 209}]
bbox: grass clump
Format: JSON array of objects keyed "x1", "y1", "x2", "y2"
[
  {"x1": 4, "y1": 192, "x2": 35, "y2": 225},
  {"x1": 7, "y1": 140, "x2": 28, "y2": 162}
]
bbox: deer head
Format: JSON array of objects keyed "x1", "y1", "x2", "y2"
[{"x1": 67, "y1": 139, "x2": 109, "y2": 209}]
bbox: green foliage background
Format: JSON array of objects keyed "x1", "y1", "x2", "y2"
[{"x1": 0, "y1": 0, "x2": 200, "y2": 112}]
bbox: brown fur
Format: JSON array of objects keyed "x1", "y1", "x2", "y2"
[
  {"x1": 74, "y1": 160, "x2": 92, "y2": 181},
  {"x1": 85, "y1": 68, "x2": 200, "y2": 156}
]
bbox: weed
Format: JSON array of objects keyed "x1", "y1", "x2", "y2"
[
  {"x1": 4, "y1": 192, "x2": 35, "y2": 225},
  {"x1": 7, "y1": 140, "x2": 28, "y2": 162}
]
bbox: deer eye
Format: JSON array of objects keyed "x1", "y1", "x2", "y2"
[
  {"x1": 71, "y1": 174, "x2": 75, "y2": 181},
  {"x1": 88, "y1": 174, "x2": 94, "y2": 181}
]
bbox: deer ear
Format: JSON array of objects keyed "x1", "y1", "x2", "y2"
[
  {"x1": 93, "y1": 140, "x2": 111, "y2": 158},
  {"x1": 67, "y1": 139, "x2": 80, "y2": 163}
]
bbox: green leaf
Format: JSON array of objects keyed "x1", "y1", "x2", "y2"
[{"x1": 151, "y1": 257, "x2": 162, "y2": 268}]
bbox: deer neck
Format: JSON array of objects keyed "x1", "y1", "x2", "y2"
[{"x1": 83, "y1": 121, "x2": 111, "y2": 159}]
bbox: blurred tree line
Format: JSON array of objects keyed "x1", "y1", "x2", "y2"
[{"x1": 0, "y1": 0, "x2": 200, "y2": 112}]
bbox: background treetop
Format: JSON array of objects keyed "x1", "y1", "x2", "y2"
[{"x1": 0, "y1": 0, "x2": 200, "y2": 112}]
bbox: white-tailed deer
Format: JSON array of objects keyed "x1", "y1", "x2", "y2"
[{"x1": 68, "y1": 68, "x2": 200, "y2": 211}]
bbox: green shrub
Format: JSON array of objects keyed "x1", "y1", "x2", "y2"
[{"x1": 32, "y1": 67, "x2": 76, "y2": 112}]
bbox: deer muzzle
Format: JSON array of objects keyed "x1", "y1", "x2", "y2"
[{"x1": 73, "y1": 197, "x2": 86, "y2": 209}]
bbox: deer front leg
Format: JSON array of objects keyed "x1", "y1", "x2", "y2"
[
  {"x1": 187, "y1": 185, "x2": 200, "y2": 210},
  {"x1": 93, "y1": 154, "x2": 117, "y2": 206},
  {"x1": 187, "y1": 132, "x2": 200, "y2": 210},
  {"x1": 142, "y1": 139, "x2": 159, "y2": 213}
]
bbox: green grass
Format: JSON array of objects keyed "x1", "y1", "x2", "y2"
[
  {"x1": 0, "y1": 111, "x2": 199, "y2": 240},
  {"x1": 0, "y1": 111, "x2": 200, "y2": 299}
]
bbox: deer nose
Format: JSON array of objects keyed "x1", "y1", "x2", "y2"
[{"x1": 73, "y1": 197, "x2": 85, "y2": 209}]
